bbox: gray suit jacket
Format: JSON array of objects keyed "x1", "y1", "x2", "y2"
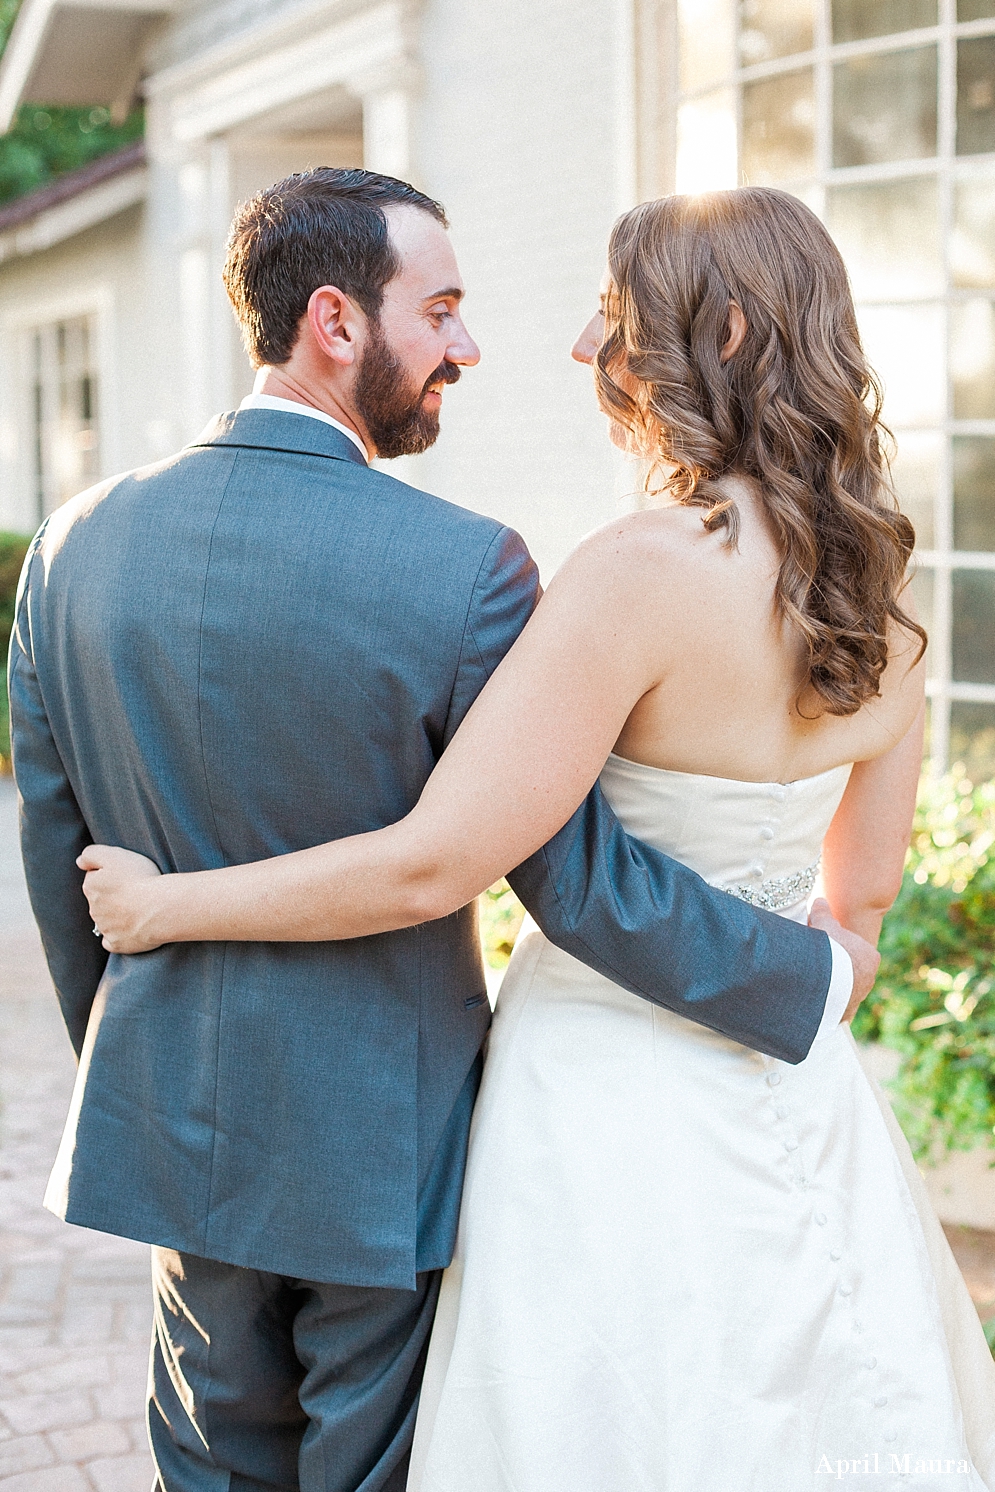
[{"x1": 9, "y1": 409, "x2": 834, "y2": 1288}]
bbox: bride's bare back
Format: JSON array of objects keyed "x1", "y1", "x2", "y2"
[{"x1": 612, "y1": 480, "x2": 923, "y2": 785}]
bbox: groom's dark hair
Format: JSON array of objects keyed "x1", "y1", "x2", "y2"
[{"x1": 223, "y1": 167, "x2": 448, "y2": 367}]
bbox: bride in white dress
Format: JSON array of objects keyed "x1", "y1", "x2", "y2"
[
  {"x1": 408, "y1": 757, "x2": 995, "y2": 1490},
  {"x1": 82, "y1": 187, "x2": 995, "y2": 1488}
]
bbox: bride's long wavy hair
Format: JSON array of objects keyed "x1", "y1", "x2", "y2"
[{"x1": 595, "y1": 187, "x2": 925, "y2": 717}]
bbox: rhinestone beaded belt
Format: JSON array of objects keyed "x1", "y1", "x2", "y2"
[{"x1": 722, "y1": 858, "x2": 820, "y2": 912}]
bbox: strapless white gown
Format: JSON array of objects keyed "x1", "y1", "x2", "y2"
[{"x1": 408, "y1": 755, "x2": 995, "y2": 1492}]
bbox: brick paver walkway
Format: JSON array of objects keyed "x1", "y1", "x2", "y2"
[{"x1": 0, "y1": 777, "x2": 155, "y2": 1489}]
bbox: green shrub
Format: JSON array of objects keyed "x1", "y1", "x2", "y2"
[
  {"x1": 1, "y1": 531, "x2": 31, "y2": 772},
  {"x1": 852, "y1": 768, "x2": 995, "y2": 1159}
]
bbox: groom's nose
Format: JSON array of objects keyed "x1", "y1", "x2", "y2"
[{"x1": 448, "y1": 317, "x2": 481, "y2": 367}]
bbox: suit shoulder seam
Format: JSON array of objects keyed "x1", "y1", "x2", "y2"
[{"x1": 451, "y1": 525, "x2": 514, "y2": 690}]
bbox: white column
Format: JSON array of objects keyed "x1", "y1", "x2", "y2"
[
  {"x1": 633, "y1": 0, "x2": 679, "y2": 202},
  {"x1": 362, "y1": 86, "x2": 415, "y2": 179},
  {"x1": 613, "y1": 0, "x2": 639, "y2": 215},
  {"x1": 206, "y1": 135, "x2": 237, "y2": 415},
  {"x1": 173, "y1": 136, "x2": 235, "y2": 437}
]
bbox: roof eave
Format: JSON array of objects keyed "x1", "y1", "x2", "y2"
[
  {"x1": 0, "y1": 140, "x2": 148, "y2": 263},
  {"x1": 0, "y1": 0, "x2": 174, "y2": 132}
]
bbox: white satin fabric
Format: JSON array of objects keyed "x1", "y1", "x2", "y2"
[{"x1": 409, "y1": 755, "x2": 995, "y2": 1492}]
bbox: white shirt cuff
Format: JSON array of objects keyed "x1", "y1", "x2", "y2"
[{"x1": 814, "y1": 938, "x2": 853, "y2": 1041}]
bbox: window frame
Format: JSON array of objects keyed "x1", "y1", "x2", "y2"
[
  {"x1": 1, "y1": 285, "x2": 115, "y2": 528},
  {"x1": 675, "y1": 0, "x2": 995, "y2": 772}
]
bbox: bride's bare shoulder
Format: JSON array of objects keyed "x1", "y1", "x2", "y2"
[{"x1": 553, "y1": 506, "x2": 718, "y2": 597}]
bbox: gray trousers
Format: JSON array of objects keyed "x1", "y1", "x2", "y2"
[{"x1": 148, "y1": 1247, "x2": 441, "y2": 1492}]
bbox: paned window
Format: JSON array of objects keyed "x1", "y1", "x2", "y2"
[
  {"x1": 30, "y1": 316, "x2": 100, "y2": 521},
  {"x1": 676, "y1": 0, "x2": 995, "y2": 776}
]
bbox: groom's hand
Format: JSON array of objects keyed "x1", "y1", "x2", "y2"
[{"x1": 808, "y1": 898, "x2": 880, "y2": 1024}]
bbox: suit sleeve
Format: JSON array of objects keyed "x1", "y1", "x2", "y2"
[
  {"x1": 507, "y1": 786, "x2": 833, "y2": 1065},
  {"x1": 8, "y1": 540, "x2": 107, "y2": 1057},
  {"x1": 442, "y1": 525, "x2": 542, "y2": 746},
  {"x1": 446, "y1": 525, "x2": 833, "y2": 1066}
]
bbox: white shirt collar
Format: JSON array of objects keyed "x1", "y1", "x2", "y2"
[{"x1": 238, "y1": 393, "x2": 369, "y2": 462}]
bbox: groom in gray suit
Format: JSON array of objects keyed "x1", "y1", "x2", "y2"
[{"x1": 9, "y1": 169, "x2": 875, "y2": 1490}]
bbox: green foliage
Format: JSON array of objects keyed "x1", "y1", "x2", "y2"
[
  {"x1": 479, "y1": 879, "x2": 526, "y2": 969},
  {"x1": 0, "y1": 532, "x2": 31, "y2": 773},
  {"x1": 1, "y1": 0, "x2": 145, "y2": 196},
  {"x1": 853, "y1": 768, "x2": 995, "y2": 1159},
  {"x1": 0, "y1": 0, "x2": 19, "y2": 53},
  {"x1": 0, "y1": 104, "x2": 144, "y2": 206}
]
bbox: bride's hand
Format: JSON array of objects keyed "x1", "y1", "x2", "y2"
[
  {"x1": 77, "y1": 845, "x2": 166, "y2": 953},
  {"x1": 808, "y1": 897, "x2": 881, "y2": 1022}
]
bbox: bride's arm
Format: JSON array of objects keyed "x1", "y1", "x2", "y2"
[
  {"x1": 82, "y1": 521, "x2": 672, "y2": 951},
  {"x1": 819, "y1": 695, "x2": 926, "y2": 948}
]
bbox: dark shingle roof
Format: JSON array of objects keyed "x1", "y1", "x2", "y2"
[{"x1": 0, "y1": 138, "x2": 146, "y2": 233}]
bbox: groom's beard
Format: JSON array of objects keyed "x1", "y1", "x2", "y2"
[{"x1": 355, "y1": 322, "x2": 461, "y2": 459}]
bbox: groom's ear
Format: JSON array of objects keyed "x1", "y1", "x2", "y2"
[{"x1": 306, "y1": 285, "x2": 366, "y2": 368}]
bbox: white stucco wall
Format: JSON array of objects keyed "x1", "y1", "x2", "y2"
[{"x1": 383, "y1": 0, "x2": 641, "y2": 580}]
